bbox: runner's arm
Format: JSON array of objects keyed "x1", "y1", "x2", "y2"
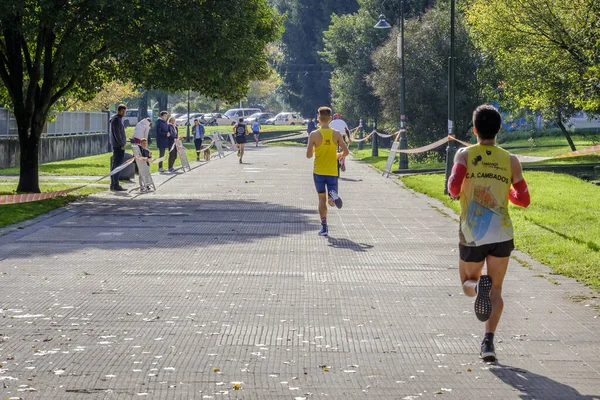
[
  {"x1": 335, "y1": 131, "x2": 349, "y2": 159},
  {"x1": 448, "y1": 148, "x2": 468, "y2": 198},
  {"x1": 306, "y1": 132, "x2": 316, "y2": 158},
  {"x1": 509, "y1": 155, "x2": 530, "y2": 207}
]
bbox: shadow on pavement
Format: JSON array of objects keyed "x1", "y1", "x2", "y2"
[
  {"x1": 327, "y1": 236, "x2": 373, "y2": 252},
  {"x1": 0, "y1": 198, "x2": 319, "y2": 258},
  {"x1": 491, "y1": 364, "x2": 599, "y2": 400}
]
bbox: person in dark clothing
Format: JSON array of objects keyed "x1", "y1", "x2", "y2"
[
  {"x1": 155, "y1": 111, "x2": 170, "y2": 172},
  {"x1": 139, "y1": 138, "x2": 152, "y2": 165},
  {"x1": 192, "y1": 119, "x2": 205, "y2": 161},
  {"x1": 167, "y1": 116, "x2": 179, "y2": 172},
  {"x1": 306, "y1": 118, "x2": 316, "y2": 136},
  {"x1": 109, "y1": 104, "x2": 128, "y2": 191}
]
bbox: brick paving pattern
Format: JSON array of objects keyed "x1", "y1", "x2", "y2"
[{"x1": 0, "y1": 145, "x2": 599, "y2": 399}]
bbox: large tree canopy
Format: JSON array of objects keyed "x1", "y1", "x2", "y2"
[
  {"x1": 0, "y1": 0, "x2": 282, "y2": 192},
  {"x1": 321, "y1": 0, "x2": 431, "y2": 124},
  {"x1": 369, "y1": 3, "x2": 483, "y2": 150},
  {"x1": 271, "y1": 0, "x2": 359, "y2": 116},
  {"x1": 466, "y1": 0, "x2": 600, "y2": 149}
]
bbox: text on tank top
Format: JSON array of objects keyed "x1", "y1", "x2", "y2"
[
  {"x1": 313, "y1": 128, "x2": 338, "y2": 176},
  {"x1": 459, "y1": 144, "x2": 513, "y2": 246}
]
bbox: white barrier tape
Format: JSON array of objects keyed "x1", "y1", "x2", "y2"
[
  {"x1": 554, "y1": 144, "x2": 600, "y2": 159},
  {"x1": 391, "y1": 137, "x2": 450, "y2": 154},
  {"x1": 449, "y1": 137, "x2": 600, "y2": 163},
  {"x1": 0, "y1": 186, "x2": 86, "y2": 205},
  {"x1": 350, "y1": 131, "x2": 375, "y2": 143},
  {"x1": 99, "y1": 157, "x2": 136, "y2": 179}
]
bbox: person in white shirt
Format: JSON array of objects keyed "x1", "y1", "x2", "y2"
[
  {"x1": 329, "y1": 113, "x2": 350, "y2": 172},
  {"x1": 132, "y1": 117, "x2": 152, "y2": 144}
]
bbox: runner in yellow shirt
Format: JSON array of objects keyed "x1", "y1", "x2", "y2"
[
  {"x1": 306, "y1": 106, "x2": 349, "y2": 236},
  {"x1": 448, "y1": 104, "x2": 530, "y2": 362}
]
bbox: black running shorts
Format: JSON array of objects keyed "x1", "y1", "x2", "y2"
[
  {"x1": 459, "y1": 240, "x2": 514, "y2": 263},
  {"x1": 235, "y1": 135, "x2": 247, "y2": 144}
]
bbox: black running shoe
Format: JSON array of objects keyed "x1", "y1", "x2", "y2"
[
  {"x1": 480, "y1": 339, "x2": 496, "y2": 362},
  {"x1": 475, "y1": 275, "x2": 492, "y2": 322},
  {"x1": 328, "y1": 190, "x2": 343, "y2": 209}
]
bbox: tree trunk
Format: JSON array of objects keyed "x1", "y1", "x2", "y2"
[
  {"x1": 138, "y1": 91, "x2": 149, "y2": 119},
  {"x1": 16, "y1": 124, "x2": 41, "y2": 193},
  {"x1": 556, "y1": 112, "x2": 576, "y2": 151},
  {"x1": 157, "y1": 92, "x2": 168, "y2": 112}
]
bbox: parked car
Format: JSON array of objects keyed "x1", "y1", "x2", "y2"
[
  {"x1": 175, "y1": 113, "x2": 204, "y2": 126},
  {"x1": 224, "y1": 108, "x2": 262, "y2": 124},
  {"x1": 201, "y1": 113, "x2": 232, "y2": 126},
  {"x1": 246, "y1": 112, "x2": 275, "y2": 125},
  {"x1": 122, "y1": 109, "x2": 153, "y2": 127},
  {"x1": 265, "y1": 112, "x2": 303, "y2": 125}
]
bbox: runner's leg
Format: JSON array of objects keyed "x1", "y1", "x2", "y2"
[
  {"x1": 484, "y1": 255, "x2": 509, "y2": 334},
  {"x1": 459, "y1": 259, "x2": 485, "y2": 297}
]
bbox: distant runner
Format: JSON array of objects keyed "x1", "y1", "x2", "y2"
[
  {"x1": 252, "y1": 120, "x2": 261, "y2": 147},
  {"x1": 306, "y1": 106, "x2": 349, "y2": 236},
  {"x1": 448, "y1": 104, "x2": 530, "y2": 362},
  {"x1": 233, "y1": 118, "x2": 249, "y2": 164},
  {"x1": 330, "y1": 113, "x2": 350, "y2": 172}
]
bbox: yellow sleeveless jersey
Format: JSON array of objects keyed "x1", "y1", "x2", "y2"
[
  {"x1": 459, "y1": 144, "x2": 513, "y2": 246},
  {"x1": 313, "y1": 128, "x2": 338, "y2": 176}
]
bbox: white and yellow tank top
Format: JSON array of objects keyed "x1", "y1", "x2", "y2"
[
  {"x1": 459, "y1": 144, "x2": 513, "y2": 246},
  {"x1": 313, "y1": 128, "x2": 338, "y2": 176}
]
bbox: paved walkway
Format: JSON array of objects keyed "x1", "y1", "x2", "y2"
[{"x1": 0, "y1": 146, "x2": 598, "y2": 399}]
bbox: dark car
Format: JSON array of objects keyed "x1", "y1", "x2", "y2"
[{"x1": 246, "y1": 112, "x2": 275, "y2": 125}]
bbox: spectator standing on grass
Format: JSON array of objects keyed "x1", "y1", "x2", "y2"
[
  {"x1": 155, "y1": 111, "x2": 170, "y2": 172},
  {"x1": 192, "y1": 119, "x2": 205, "y2": 161},
  {"x1": 167, "y1": 116, "x2": 179, "y2": 172},
  {"x1": 109, "y1": 104, "x2": 127, "y2": 192},
  {"x1": 133, "y1": 117, "x2": 152, "y2": 144}
]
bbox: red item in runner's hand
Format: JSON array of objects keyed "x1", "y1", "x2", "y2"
[
  {"x1": 448, "y1": 163, "x2": 467, "y2": 198},
  {"x1": 509, "y1": 179, "x2": 530, "y2": 207}
]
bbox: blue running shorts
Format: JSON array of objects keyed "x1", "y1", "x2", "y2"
[{"x1": 313, "y1": 174, "x2": 338, "y2": 194}]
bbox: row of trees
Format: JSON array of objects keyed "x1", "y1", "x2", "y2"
[
  {"x1": 0, "y1": 0, "x2": 282, "y2": 193},
  {"x1": 312, "y1": 0, "x2": 599, "y2": 151}
]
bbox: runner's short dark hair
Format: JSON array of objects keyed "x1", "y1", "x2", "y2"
[
  {"x1": 160, "y1": 111, "x2": 168, "y2": 117},
  {"x1": 117, "y1": 104, "x2": 127, "y2": 112},
  {"x1": 193, "y1": 119, "x2": 198, "y2": 122},
  {"x1": 473, "y1": 105, "x2": 502, "y2": 139},
  {"x1": 239, "y1": 118, "x2": 244, "y2": 122},
  {"x1": 318, "y1": 106, "x2": 332, "y2": 120}
]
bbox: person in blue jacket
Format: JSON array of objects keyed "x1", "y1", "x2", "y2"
[{"x1": 155, "y1": 111, "x2": 170, "y2": 172}]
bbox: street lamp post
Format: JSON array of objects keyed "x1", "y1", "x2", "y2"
[
  {"x1": 398, "y1": 1, "x2": 408, "y2": 170},
  {"x1": 443, "y1": 0, "x2": 457, "y2": 194},
  {"x1": 186, "y1": 89, "x2": 191, "y2": 143},
  {"x1": 375, "y1": 3, "x2": 408, "y2": 170},
  {"x1": 358, "y1": 119, "x2": 364, "y2": 150}
]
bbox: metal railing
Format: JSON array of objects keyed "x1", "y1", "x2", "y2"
[{"x1": 0, "y1": 108, "x2": 107, "y2": 136}]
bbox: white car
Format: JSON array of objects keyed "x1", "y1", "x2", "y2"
[
  {"x1": 201, "y1": 113, "x2": 232, "y2": 126},
  {"x1": 175, "y1": 113, "x2": 204, "y2": 126},
  {"x1": 266, "y1": 112, "x2": 303, "y2": 125}
]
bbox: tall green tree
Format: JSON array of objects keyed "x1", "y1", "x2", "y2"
[
  {"x1": 369, "y1": 3, "x2": 483, "y2": 149},
  {"x1": 0, "y1": 0, "x2": 281, "y2": 193},
  {"x1": 321, "y1": 10, "x2": 388, "y2": 122},
  {"x1": 272, "y1": 0, "x2": 359, "y2": 116},
  {"x1": 321, "y1": 0, "x2": 434, "y2": 125},
  {"x1": 466, "y1": 0, "x2": 600, "y2": 151}
]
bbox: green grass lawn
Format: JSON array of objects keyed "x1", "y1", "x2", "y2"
[
  {"x1": 400, "y1": 172, "x2": 600, "y2": 291},
  {"x1": 352, "y1": 148, "x2": 446, "y2": 171},
  {"x1": 349, "y1": 134, "x2": 600, "y2": 170},
  {"x1": 0, "y1": 184, "x2": 106, "y2": 228}
]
